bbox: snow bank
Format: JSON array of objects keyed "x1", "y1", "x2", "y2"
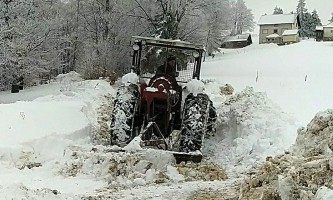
[
  {"x1": 0, "y1": 101, "x2": 90, "y2": 147},
  {"x1": 204, "y1": 86, "x2": 297, "y2": 176},
  {"x1": 240, "y1": 109, "x2": 333, "y2": 199},
  {"x1": 292, "y1": 109, "x2": 333, "y2": 157}
]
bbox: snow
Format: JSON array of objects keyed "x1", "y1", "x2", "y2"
[
  {"x1": 266, "y1": 33, "x2": 280, "y2": 38},
  {"x1": 258, "y1": 13, "x2": 297, "y2": 25},
  {"x1": 282, "y1": 29, "x2": 299, "y2": 36},
  {"x1": 1, "y1": 38, "x2": 333, "y2": 198},
  {"x1": 121, "y1": 72, "x2": 139, "y2": 86},
  {"x1": 184, "y1": 79, "x2": 205, "y2": 96},
  {"x1": 316, "y1": 186, "x2": 333, "y2": 200}
]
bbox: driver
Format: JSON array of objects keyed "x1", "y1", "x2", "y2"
[{"x1": 156, "y1": 55, "x2": 177, "y2": 77}]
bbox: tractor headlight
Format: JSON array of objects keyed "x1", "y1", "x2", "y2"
[
  {"x1": 192, "y1": 51, "x2": 200, "y2": 58},
  {"x1": 133, "y1": 44, "x2": 140, "y2": 51}
]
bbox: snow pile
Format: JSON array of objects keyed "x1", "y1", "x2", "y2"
[
  {"x1": 219, "y1": 83, "x2": 234, "y2": 96},
  {"x1": 121, "y1": 72, "x2": 139, "y2": 86},
  {"x1": 204, "y1": 86, "x2": 297, "y2": 176},
  {"x1": 239, "y1": 109, "x2": 333, "y2": 200},
  {"x1": 176, "y1": 161, "x2": 227, "y2": 182},
  {"x1": 184, "y1": 79, "x2": 205, "y2": 96},
  {"x1": 123, "y1": 136, "x2": 142, "y2": 152},
  {"x1": 292, "y1": 109, "x2": 333, "y2": 157},
  {"x1": 56, "y1": 71, "x2": 83, "y2": 92}
]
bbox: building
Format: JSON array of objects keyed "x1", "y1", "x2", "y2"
[
  {"x1": 323, "y1": 23, "x2": 333, "y2": 41},
  {"x1": 258, "y1": 13, "x2": 300, "y2": 44},
  {"x1": 316, "y1": 26, "x2": 324, "y2": 41},
  {"x1": 221, "y1": 34, "x2": 252, "y2": 48},
  {"x1": 282, "y1": 29, "x2": 300, "y2": 44},
  {"x1": 316, "y1": 23, "x2": 333, "y2": 41}
]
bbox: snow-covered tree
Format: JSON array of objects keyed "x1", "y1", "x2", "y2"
[
  {"x1": 296, "y1": 0, "x2": 308, "y2": 37},
  {"x1": 309, "y1": 9, "x2": 322, "y2": 37},
  {"x1": 230, "y1": 0, "x2": 255, "y2": 35},
  {"x1": 273, "y1": 6, "x2": 284, "y2": 15}
]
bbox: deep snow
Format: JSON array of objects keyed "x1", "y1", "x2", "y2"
[{"x1": 1, "y1": 39, "x2": 333, "y2": 199}]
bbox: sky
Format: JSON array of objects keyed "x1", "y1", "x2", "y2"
[{"x1": 244, "y1": 0, "x2": 333, "y2": 33}]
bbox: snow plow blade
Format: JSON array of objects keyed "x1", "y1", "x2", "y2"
[{"x1": 173, "y1": 152, "x2": 202, "y2": 164}]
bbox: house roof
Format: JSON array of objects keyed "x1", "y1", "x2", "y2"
[
  {"x1": 266, "y1": 33, "x2": 280, "y2": 38},
  {"x1": 316, "y1": 26, "x2": 324, "y2": 30},
  {"x1": 258, "y1": 13, "x2": 298, "y2": 25},
  {"x1": 223, "y1": 34, "x2": 251, "y2": 42},
  {"x1": 282, "y1": 29, "x2": 299, "y2": 36}
]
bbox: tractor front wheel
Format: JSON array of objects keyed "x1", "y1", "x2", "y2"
[
  {"x1": 179, "y1": 93, "x2": 216, "y2": 153},
  {"x1": 110, "y1": 84, "x2": 139, "y2": 147}
]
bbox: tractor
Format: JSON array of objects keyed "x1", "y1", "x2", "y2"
[{"x1": 110, "y1": 36, "x2": 216, "y2": 163}]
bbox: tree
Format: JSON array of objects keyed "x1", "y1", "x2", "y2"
[
  {"x1": 230, "y1": 0, "x2": 255, "y2": 35},
  {"x1": 273, "y1": 6, "x2": 283, "y2": 15},
  {"x1": 309, "y1": 9, "x2": 322, "y2": 37},
  {"x1": 296, "y1": 0, "x2": 308, "y2": 37}
]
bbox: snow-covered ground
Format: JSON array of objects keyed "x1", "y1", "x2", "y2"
[{"x1": 1, "y1": 39, "x2": 333, "y2": 199}]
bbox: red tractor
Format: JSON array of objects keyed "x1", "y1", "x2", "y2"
[{"x1": 110, "y1": 36, "x2": 216, "y2": 163}]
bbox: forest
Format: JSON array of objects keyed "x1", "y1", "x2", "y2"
[{"x1": 0, "y1": 0, "x2": 254, "y2": 90}]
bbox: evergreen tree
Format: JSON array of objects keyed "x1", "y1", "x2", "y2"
[
  {"x1": 309, "y1": 9, "x2": 322, "y2": 37},
  {"x1": 296, "y1": 0, "x2": 308, "y2": 37},
  {"x1": 273, "y1": 6, "x2": 283, "y2": 15}
]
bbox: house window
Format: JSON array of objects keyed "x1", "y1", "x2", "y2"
[
  {"x1": 331, "y1": 30, "x2": 333, "y2": 33},
  {"x1": 262, "y1": 29, "x2": 268, "y2": 34},
  {"x1": 274, "y1": 29, "x2": 278, "y2": 34}
]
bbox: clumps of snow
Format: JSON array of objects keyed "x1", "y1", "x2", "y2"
[
  {"x1": 123, "y1": 136, "x2": 142, "y2": 152},
  {"x1": 291, "y1": 109, "x2": 333, "y2": 157},
  {"x1": 316, "y1": 186, "x2": 333, "y2": 200},
  {"x1": 177, "y1": 161, "x2": 227, "y2": 182},
  {"x1": 219, "y1": 84, "x2": 234, "y2": 95},
  {"x1": 166, "y1": 166, "x2": 185, "y2": 182},
  {"x1": 239, "y1": 153, "x2": 333, "y2": 200},
  {"x1": 0, "y1": 184, "x2": 67, "y2": 200},
  {"x1": 204, "y1": 86, "x2": 297, "y2": 176},
  {"x1": 239, "y1": 109, "x2": 333, "y2": 200},
  {"x1": 121, "y1": 72, "x2": 139, "y2": 86},
  {"x1": 92, "y1": 93, "x2": 113, "y2": 145},
  {"x1": 184, "y1": 79, "x2": 205, "y2": 96}
]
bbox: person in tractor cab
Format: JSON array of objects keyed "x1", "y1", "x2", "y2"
[{"x1": 156, "y1": 55, "x2": 177, "y2": 77}]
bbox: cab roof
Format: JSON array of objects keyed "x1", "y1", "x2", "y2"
[{"x1": 132, "y1": 36, "x2": 205, "y2": 51}]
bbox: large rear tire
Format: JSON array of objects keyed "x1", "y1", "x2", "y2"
[
  {"x1": 179, "y1": 93, "x2": 216, "y2": 152},
  {"x1": 110, "y1": 84, "x2": 139, "y2": 147}
]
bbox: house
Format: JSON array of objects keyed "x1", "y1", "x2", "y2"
[
  {"x1": 323, "y1": 23, "x2": 333, "y2": 41},
  {"x1": 258, "y1": 13, "x2": 301, "y2": 44},
  {"x1": 221, "y1": 33, "x2": 252, "y2": 48},
  {"x1": 316, "y1": 23, "x2": 333, "y2": 41}
]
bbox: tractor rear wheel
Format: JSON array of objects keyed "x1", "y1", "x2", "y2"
[
  {"x1": 110, "y1": 84, "x2": 139, "y2": 147},
  {"x1": 179, "y1": 93, "x2": 216, "y2": 152}
]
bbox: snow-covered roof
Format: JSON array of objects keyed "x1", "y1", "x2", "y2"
[
  {"x1": 258, "y1": 13, "x2": 298, "y2": 25},
  {"x1": 316, "y1": 26, "x2": 324, "y2": 31},
  {"x1": 223, "y1": 34, "x2": 251, "y2": 42},
  {"x1": 282, "y1": 29, "x2": 299, "y2": 36},
  {"x1": 266, "y1": 33, "x2": 280, "y2": 38}
]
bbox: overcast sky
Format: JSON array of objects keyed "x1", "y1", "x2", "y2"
[{"x1": 244, "y1": 0, "x2": 332, "y2": 33}]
